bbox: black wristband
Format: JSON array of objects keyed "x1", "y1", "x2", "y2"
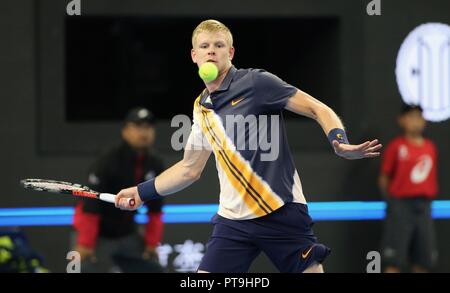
[
  {"x1": 327, "y1": 128, "x2": 349, "y2": 145},
  {"x1": 137, "y1": 178, "x2": 163, "y2": 202}
]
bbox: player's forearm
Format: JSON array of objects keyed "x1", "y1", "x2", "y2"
[
  {"x1": 286, "y1": 90, "x2": 345, "y2": 135},
  {"x1": 136, "y1": 149, "x2": 210, "y2": 203},
  {"x1": 154, "y1": 160, "x2": 201, "y2": 196},
  {"x1": 313, "y1": 103, "x2": 345, "y2": 136},
  {"x1": 136, "y1": 161, "x2": 199, "y2": 202}
]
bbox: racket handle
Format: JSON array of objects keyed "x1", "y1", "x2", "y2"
[{"x1": 99, "y1": 193, "x2": 136, "y2": 207}]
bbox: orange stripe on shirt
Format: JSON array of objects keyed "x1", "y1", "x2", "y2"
[{"x1": 194, "y1": 99, "x2": 282, "y2": 216}]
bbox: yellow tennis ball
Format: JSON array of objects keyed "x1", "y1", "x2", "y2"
[{"x1": 198, "y1": 62, "x2": 219, "y2": 83}]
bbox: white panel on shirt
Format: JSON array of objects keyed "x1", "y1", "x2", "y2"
[
  {"x1": 185, "y1": 110, "x2": 212, "y2": 151},
  {"x1": 292, "y1": 170, "x2": 307, "y2": 204}
]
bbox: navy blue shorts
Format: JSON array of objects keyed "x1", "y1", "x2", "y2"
[{"x1": 198, "y1": 202, "x2": 331, "y2": 273}]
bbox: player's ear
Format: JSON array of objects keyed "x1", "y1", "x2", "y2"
[
  {"x1": 229, "y1": 46, "x2": 235, "y2": 60},
  {"x1": 191, "y1": 48, "x2": 197, "y2": 64}
]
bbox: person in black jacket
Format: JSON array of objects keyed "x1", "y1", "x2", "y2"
[{"x1": 73, "y1": 107, "x2": 165, "y2": 273}]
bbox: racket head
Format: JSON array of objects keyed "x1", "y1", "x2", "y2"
[
  {"x1": 20, "y1": 179, "x2": 93, "y2": 195},
  {"x1": 20, "y1": 179, "x2": 132, "y2": 205}
]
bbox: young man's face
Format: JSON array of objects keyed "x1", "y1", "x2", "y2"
[
  {"x1": 398, "y1": 109, "x2": 426, "y2": 136},
  {"x1": 191, "y1": 31, "x2": 235, "y2": 75}
]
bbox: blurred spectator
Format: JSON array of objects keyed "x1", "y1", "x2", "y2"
[
  {"x1": 0, "y1": 228, "x2": 48, "y2": 273},
  {"x1": 72, "y1": 107, "x2": 165, "y2": 272},
  {"x1": 379, "y1": 104, "x2": 438, "y2": 273}
]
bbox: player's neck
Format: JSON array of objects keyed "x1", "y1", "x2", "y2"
[{"x1": 205, "y1": 66, "x2": 231, "y2": 93}]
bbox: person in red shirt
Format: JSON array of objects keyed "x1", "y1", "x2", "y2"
[
  {"x1": 72, "y1": 107, "x2": 165, "y2": 272},
  {"x1": 379, "y1": 104, "x2": 438, "y2": 273}
]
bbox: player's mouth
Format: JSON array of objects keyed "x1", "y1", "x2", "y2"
[{"x1": 206, "y1": 59, "x2": 217, "y2": 63}]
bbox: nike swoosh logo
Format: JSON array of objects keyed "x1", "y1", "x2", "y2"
[
  {"x1": 231, "y1": 97, "x2": 245, "y2": 106},
  {"x1": 302, "y1": 246, "x2": 314, "y2": 259}
]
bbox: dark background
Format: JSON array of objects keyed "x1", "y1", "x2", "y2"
[
  {"x1": 65, "y1": 16, "x2": 340, "y2": 121},
  {"x1": 0, "y1": 0, "x2": 449, "y2": 272}
]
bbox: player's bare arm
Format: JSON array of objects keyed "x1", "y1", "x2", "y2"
[
  {"x1": 115, "y1": 138, "x2": 211, "y2": 210},
  {"x1": 285, "y1": 89, "x2": 382, "y2": 160},
  {"x1": 156, "y1": 147, "x2": 212, "y2": 194}
]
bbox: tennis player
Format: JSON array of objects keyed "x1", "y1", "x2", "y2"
[{"x1": 115, "y1": 19, "x2": 382, "y2": 273}]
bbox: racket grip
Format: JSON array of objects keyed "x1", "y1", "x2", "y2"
[{"x1": 99, "y1": 193, "x2": 136, "y2": 207}]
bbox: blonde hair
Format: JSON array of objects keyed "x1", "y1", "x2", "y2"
[{"x1": 192, "y1": 19, "x2": 233, "y2": 47}]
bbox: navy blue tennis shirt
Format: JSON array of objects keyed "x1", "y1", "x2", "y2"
[
  {"x1": 138, "y1": 66, "x2": 310, "y2": 219},
  {"x1": 187, "y1": 66, "x2": 308, "y2": 219}
]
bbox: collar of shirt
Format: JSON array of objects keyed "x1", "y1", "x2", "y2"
[
  {"x1": 204, "y1": 66, "x2": 237, "y2": 95},
  {"x1": 214, "y1": 66, "x2": 237, "y2": 93},
  {"x1": 201, "y1": 66, "x2": 237, "y2": 107}
]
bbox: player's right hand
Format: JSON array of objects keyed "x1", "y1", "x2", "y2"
[
  {"x1": 115, "y1": 186, "x2": 143, "y2": 211},
  {"x1": 332, "y1": 139, "x2": 382, "y2": 160}
]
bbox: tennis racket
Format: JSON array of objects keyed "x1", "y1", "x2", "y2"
[{"x1": 20, "y1": 179, "x2": 135, "y2": 207}]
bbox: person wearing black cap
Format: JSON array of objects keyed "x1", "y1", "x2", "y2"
[{"x1": 72, "y1": 107, "x2": 165, "y2": 272}]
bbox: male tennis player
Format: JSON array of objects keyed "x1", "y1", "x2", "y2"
[{"x1": 116, "y1": 19, "x2": 382, "y2": 273}]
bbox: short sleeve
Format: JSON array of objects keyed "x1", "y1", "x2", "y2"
[{"x1": 253, "y1": 70, "x2": 298, "y2": 111}]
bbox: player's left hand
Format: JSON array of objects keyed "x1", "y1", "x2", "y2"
[{"x1": 332, "y1": 139, "x2": 382, "y2": 160}]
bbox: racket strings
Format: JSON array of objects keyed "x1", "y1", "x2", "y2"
[{"x1": 22, "y1": 180, "x2": 88, "y2": 192}]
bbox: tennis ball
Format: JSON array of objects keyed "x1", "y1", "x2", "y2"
[{"x1": 198, "y1": 62, "x2": 219, "y2": 83}]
